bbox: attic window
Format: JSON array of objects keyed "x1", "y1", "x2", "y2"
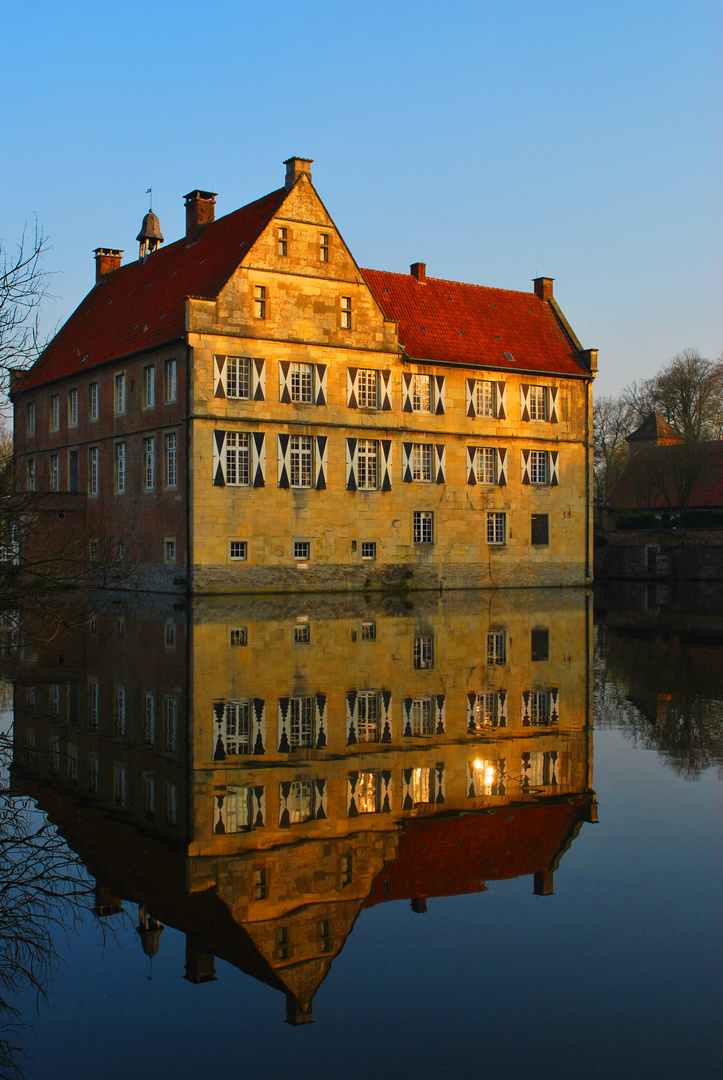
[{"x1": 504, "y1": 352, "x2": 514, "y2": 362}]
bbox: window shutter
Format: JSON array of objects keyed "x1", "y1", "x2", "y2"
[
  {"x1": 346, "y1": 691, "x2": 358, "y2": 745},
  {"x1": 381, "y1": 690, "x2": 392, "y2": 742},
  {"x1": 213, "y1": 700, "x2": 226, "y2": 759},
  {"x1": 497, "y1": 447, "x2": 508, "y2": 486},
  {"x1": 520, "y1": 384, "x2": 530, "y2": 422},
  {"x1": 277, "y1": 434, "x2": 290, "y2": 488},
  {"x1": 278, "y1": 780, "x2": 291, "y2": 828},
  {"x1": 345, "y1": 437, "x2": 358, "y2": 491},
  {"x1": 277, "y1": 698, "x2": 291, "y2": 753},
  {"x1": 550, "y1": 688, "x2": 559, "y2": 724},
  {"x1": 402, "y1": 442, "x2": 415, "y2": 483},
  {"x1": 315, "y1": 435, "x2": 328, "y2": 489},
  {"x1": 251, "y1": 785, "x2": 266, "y2": 827},
  {"x1": 433, "y1": 762, "x2": 446, "y2": 804},
  {"x1": 549, "y1": 450, "x2": 559, "y2": 486},
  {"x1": 496, "y1": 381, "x2": 507, "y2": 420},
  {"x1": 466, "y1": 446, "x2": 478, "y2": 484},
  {"x1": 466, "y1": 761, "x2": 476, "y2": 798},
  {"x1": 466, "y1": 692, "x2": 477, "y2": 732},
  {"x1": 252, "y1": 357, "x2": 265, "y2": 401},
  {"x1": 435, "y1": 695, "x2": 446, "y2": 734},
  {"x1": 433, "y1": 375, "x2": 446, "y2": 415},
  {"x1": 402, "y1": 372, "x2": 413, "y2": 412},
  {"x1": 521, "y1": 449, "x2": 531, "y2": 485},
  {"x1": 380, "y1": 370, "x2": 392, "y2": 410},
  {"x1": 315, "y1": 694, "x2": 328, "y2": 749},
  {"x1": 252, "y1": 432, "x2": 266, "y2": 488},
  {"x1": 347, "y1": 773, "x2": 359, "y2": 817},
  {"x1": 379, "y1": 770, "x2": 392, "y2": 813},
  {"x1": 548, "y1": 386, "x2": 559, "y2": 423},
  {"x1": 278, "y1": 361, "x2": 292, "y2": 403},
  {"x1": 213, "y1": 355, "x2": 226, "y2": 399},
  {"x1": 252, "y1": 698, "x2": 266, "y2": 755},
  {"x1": 466, "y1": 378, "x2": 477, "y2": 418},
  {"x1": 346, "y1": 367, "x2": 358, "y2": 408},
  {"x1": 434, "y1": 444, "x2": 446, "y2": 484},
  {"x1": 521, "y1": 691, "x2": 530, "y2": 726},
  {"x1": 315, "y1": 364, "x2": 327, "y2": 406},
  {"x1": 497, "y1": 689, "x2": 508, "y2": 726},
  {"x1": 402, "y1": 768, "x2": 414, "y2": 811},
  {"x1": 213, "y1": 431, "x2": 227, "y2": 486},
  {"x1": 380, "y1": 439, "x2": 393, "y2": 491},
  {"x1": 314, "y1": 778, "x2": 328, "y2": 819},
  {"x1": 402, "y1": 698, "x2": 413, "y2": 737}
]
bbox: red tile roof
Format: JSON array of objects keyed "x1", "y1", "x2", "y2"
[
  {"x1": 609, "y1": 441, "x2": 723, "y2": 510},
  {"x1": 16, "y1": 187, "x2": 289, "y2": 393},
  {"x1": 362, "y1": 268, "x2": 588, "y2": 376},
  {"x1": 363, "y1": 798, "x2": 589, "y2": 907}
]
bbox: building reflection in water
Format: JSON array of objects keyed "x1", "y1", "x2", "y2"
[{"x1": 11, "y1": 589, "x2": 597, "y2": 1024}]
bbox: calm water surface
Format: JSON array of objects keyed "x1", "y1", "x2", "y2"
[{"x1": 3, "y1": 587, "x2": 721, "y2": 1079}]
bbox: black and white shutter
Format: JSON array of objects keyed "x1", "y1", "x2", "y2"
[
  {"x1": 402, "y1": 442, "x2": 413, "y2": 483},
  {"x1": 496, "y1": 382, "x2": 507, "y2": 419},
  {"x1": 402, "y1": 698, "x2": 413, "y2": 737},
  {"x1": 520, "y1": 384, "x2": 531, "y2": 422},
  {"x1": 277, "y1": 434, "x2": 290, "y2": 489},
  {"x1": 315, "y1": 436, "x2": 328, "y2": 489},
  {"x1": 466, "y1": 446, "x2": 478, "y2": 484},
  {"x1": 278, "y1": 361, "x2": 292, "y2": 403},
  {"x1": 434, "y1": 445, "x2": 446, "y2": 484},
  {"x1": 278, "y1": 781, "x2": 292, "y2": 828},
  {"x1": 549, "y1": 688, "x2": 560, "y2": 724},
  {"x1": 213, "y1": 431, "x2": 227, "y2": 486},
  {"x1": 466, "y1": 692, "x2": 477, "y2": 732},
  {"x1": 433, "y1": 375, "x2": 445, "y2": 415},
  {"x1": 520, "y1": 449, "x2": 531, "y2": 485},
  {"x1": 497, "y1": 447, "x2": 508, "y2": 486},
  {"x1": 345, "y1": 438, "x2": 358, "y2": 490},
  {"x1": 316, "y1": 694, "x2": 328, "y2": 748},
  {"x1": 401, "y1": 372, "x2": 413, "y2": 412},
  {"x1": 346, "y1": 368, "x2": 359, "y2": 408},
  {"x1": 252, "y1": 433, "x2": 265, "y2": 488},
  {"x1": 213, "y1": 355, "x2": 227, "y2": 399},
  {"x1": 547, "y1": 386, "x2": 559, "y2": 423},
  {"x1": 252, "y1": 358, "x2": 266, "y2": 401},
  {"x1": 466, "y1": 378, "x2": 477, "y2": 418},
  {"x1": 497, "y1": 690, "x2": 508, "y2": 726},
  {"x1": 252, "y1": 698, "x2": 266, "y2": 755},
  {"x1": 380, "y1": 440, "x2": 393, "y2": 491},
  {"x1": 549, "y1": 450, "x2": 559, "y2": 486},
  {"x1": 380, "y1": 370, "x2": 392, "y2": 410},
  {"x1": 315, "y1": 364, "x2": 327, "y2": 406},
  {"x1": 277, "y1": 698, "x2": 291, "y2": 752},
  {"x1": 380, "y1": 690, "x2": 392, "y2": 742},
  {"x1": 520, "y1": 691, "x2": 530, "y2": 726},
  {"x1": 346, "y1": 691, "x2": 358, "y2": 745},
  {"x1": 401, "y1": 769, "x2": 415, "y2": 811},
  {"x1": 314, "y1": 779, "x2": 328, "y2": 819},
  {"x1": 379, "y1": 771, "x2": 392, "y2": 813},
  {"x1": 435, "y1": 695, "x2": 446, "y2": 734},
  {"x1": 433, "y1": 762, "x2": 446, "y2": 803}
]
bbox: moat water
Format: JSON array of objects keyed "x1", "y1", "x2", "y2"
[{"x1": 1, "y1": 584, "x2": 720, "y2": 1080}]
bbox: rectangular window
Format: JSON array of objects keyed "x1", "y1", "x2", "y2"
[
  {"x1": 414, "y1": 635, "x2": 434, "y2": 669},
  {"x1": 69, "y1": 389, "x2": 78, "y2": 427},
  {"x1": 51, "y1": 394, "x2": 60, "y2": 430},
  {"x1": 230, "y1": 627, "x2": 247, "y2": 646},
  {"x1": 361, "y1": 621, "x2": 376, "y2": 641},
  {"x1": 226, "y1": 356, "x2": 251, "y2": 399},
  {"x1": 290, "y1": 362, "x2": 313, "y2": 403},
  {"x1": 226, "y1": 432, "x2": 250, "y2": 485},
  {"x1": 278, "y1": 227, "x2": 287, "y2": 255},
  {"x1": 215, "y1": 786, "x2": 253, "y2": 834},
  {"x1": 165, "y1": 539, "x2": 176, "y2": 563},
  {"x1": 115, "y1": 765, "x2": 125, "y2": 807},
  {"x1": 254, "y1": 869, "x2": 267, "y2": 900},
  {"x1": 289, "y1": 779, "x2": 314, "y2": 823},
  {"x1": 476, "y1": 381, "x2": 494, "y2": 417},
  {"x1": 89, "y1": 539, "x2": 99, "y2": 562},
  {"x1": 117, "y1": 543, "x2": 124, "y2": 564},
  {"x1": 51, "y1": 454, "x2": 60, "y2": 492},
  {"x1": 361, "y1": 541, "x2": 376, "y2": 560},
  {"x1": 290, "y1": 697, "x2": 314, "y2": 748},
  {"x1": 476, "y1": 447, "x2": 496, "y2": 484},
  {"x1": 51, "y1": 684, "x2": 60, "y2": 715},
  {"x1": 89, "y1": 680, "x2": 99, "y2": 729},
  {"x1": 320, "y1": 233, "x2": 329, "y2": 262},
  {"x1": 413, "y1": 511, "x2": 434, "y2": 544},
  {"x1": 357, "y1": 439, "x2": 378, "y2": 490},
  {"x1": 487, "y1": 512, "x2": 506, "y2": 545},
  {"x1": 165, "y1": 433, "x2": 177, "y2": 487},
  {"x1": 144, "y1": 693, "x2": 155, "y2": 744},
  {"x1": 116, "y1": 443, "x2": 126, "y2": 493},
  {"x1": 230, "y1": 540, "x2": 247, "y2": 560},
  {"x1": 116, "y1": 685, "x2": 126, "y2": 735},
  {"x1": 529, "y1": 450, "x2": 548, "y2": 484},
  {"x1": 355, "y1": 772, "x2": 380, "y2": 814},
  {"x1": 357, "y1": 369, "x2": 378, "y2": 408},
  {"x1": 294, "y1": 623, "x2": 310, "y2": 644},
  {"x1": 411, "y1": 698, "x2": 434, "y2": 736},
  {"x1": 529, "y1": 691, "x2": 550, "y2": 726},
  {"x1": 27, "y1": 457, "x2": 36, "y2": 492},
  {"x1": 293, "y1": 540, "x2": 310, "y2": 560},
  {"x1": 411, "y1": 374, "x2": 432, "y2": 412},
  {"x1": 165, "y1": 622, "x2": 176, "y2": 647},
  {"x1": 341, "y1": 854, "x2": 352, "y2": 884},
  {"x1": 144, "y1": 366, "x2": 155, "y2": 407},
  {"x1": 529, "y1": 385, "x2": 547, "y2": 421},
  {"x1": 412, "y1": 443, "x2": 433, "y2": 482},
  {"x1": 68, "y1": 746, "x2": 78, "y2": 784},
  {"x1": 166, "y1": 698, "x2": 177, "y2": 751},
  {"x1": 144, "y1": 438, "x2": 155, "y2": 490},
  {"x1": 27, "y1": 402, "x2": 36, "y2": 436},
  {"x1": 89, "y1": 448, "x2": 98, "y2": 496},
  {"x1": 531, "y1": 628, "x2": 550, "y2": 661},
  {"x1": 474, "y1": 693, "x2": 506, "y2": 728},
  {"x1": 115, "y1": 373, "x2": 125, "y2": 414},
  {"x1": 89, "y1": 383, "x2": 99, "y2": 421},
  {"x1": 90, "y1": 754, "x2": 99, "y2": 795},
  {"x1": 341, "y1": 296, "x2": 352, "y2": 329},
  {"x1": 223, "y1": 701, "x2": 252, "y2": 754},
  {"x1": 487, "y1": 630, "x2": 506, "y2": 665},
  {"x1": 166, "y1": 783, "x2": 177, "y2": 825},
  {"x1": 166, "y1": 359, "x2": 178, "y2": 402},
  {"x1": 531, "y1": 513, "x2": 549, "y2": 546},
  {"x1": 254, "y1": 285, "x2": 266, "y2": 318},
  {"x1": 290, "y1": 435, "x2": 312, "y2": 487},
  {"x1": 357, "y1": 691, "x2": 379, "y2": 742},
  {"x1": 144, "y1": 775, "x2": 155, "y2": 817}
]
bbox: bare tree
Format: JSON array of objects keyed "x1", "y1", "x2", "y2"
[
  {"x1": 622, "y1": 350, "x2": 723, "y2": 439},
  {"x1": 0, "y1": 223, "x2": 51, "y2": 401},
  {"x1": 593, "y1": 395, "x2": 635, "y2": 509}
]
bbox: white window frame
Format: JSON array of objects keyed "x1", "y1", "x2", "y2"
[
  {"x1": 487, "y1": 630, "x2": 507, "y2": 665},
  {"x1": 89, "y1": 447, "x2": 99, "y2": 496},
  {"x1": 411, "y1": 373, "x2": 432, "y2": 413},
  {"x1": 226, "y1": 431, "x2": 250, "y2": 485},
  {"x1": 476, "y1": 446, "x2": 496, "y2": 484},
  {"x1": 230, "y1": 540, "x2": 247, "y2": 560},
  {"x1": 89, "y1": 383, "x2": 99, "y2": 422},
  {"x1": 115, "y1": 373, "x2": 126, "y2": 415},
  {"x1": 144, "y1": 437, "x2": 155, "y2": 490},
  {"x1": 165, "y1": 432, "x2": 177, "y2": 487},
  {"x1": 412, "y1": 443, "x2": 433, "y2": 482},
  {"x1": 290, "y1": 362, "x2": 313, "y2": 404},
  {"x1": 413, "y1": 510, "x2": 434, "y2": 544},
  {"x1": 529, "y1": 385, "x2": 547, "y2": 421},
  {"x1": 414, "y1": 635, "x2": 434, "y2": 669},
  {"x1": 165, "y1": 359, "x2": 178, "y2": 402},
  {"x1": 51, "y1": 394, "x2": 60, "y2": 430},
  {"x1": 487, "y1": 511, "x2": 506, "y2": 545},
  {"x1": 116, "y1": 443, "x2": 126, "y2": 493},
  {"x1": 293, "y1": 540, "x2": 310, "y2": 560},
  {"x1": 290, "y1": 435, "x2": 312, "y2": 487},
  {"x1": 144, "y1": 366, "x2": 156, "y2": 408},
  {"x1": 69, "y1": 388, "x2": 79, "y2": 427},
  {"x1": 529, "y1": 450, "x2": 548, "y2": 484},
  {"x1": 357, "y1": 439, "x2": 378, "y2": 490},
  {"x1": 51, "y1": 453, "x2": 60, "y2": 493},
  {"x1": 226, "y1": 356, "x2": 251, "y2": 399},
  {"x1": 361, "y1": 541, "x2": 376, "y2": 560},
  {"x1": 476, "y1": 380, "x2": 494, "y2": 417},
  {"x1": 357, "y1": 369, "x2": 379, "y2": 408},
  {"x1": 27, "y1": 402, "x2": 36, "y2": 436}
]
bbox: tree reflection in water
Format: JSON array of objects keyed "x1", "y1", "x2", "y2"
[{"x1": 0, "y1": 729, "x2": 96, "y2": 1079}]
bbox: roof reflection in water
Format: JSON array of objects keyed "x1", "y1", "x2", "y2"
[{"x1": 11, "y1": 589, "x2": 596, "y2": 1024}]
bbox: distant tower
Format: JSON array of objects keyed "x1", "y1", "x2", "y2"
[{"x1": 136, "y1": 202, "x2": 164, "y2": 260}]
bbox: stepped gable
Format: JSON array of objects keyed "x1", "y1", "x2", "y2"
[
  {"x1": 17, "y1": 186, "x2": 289, "y2": 393},
  {"x1": 363, "y1": 798, "x2": 589, "y2": 907},
  {"x1": 362, "y1": 268, "x2": 587, "y2": 376}
]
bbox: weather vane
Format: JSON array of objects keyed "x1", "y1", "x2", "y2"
[{"x1": 146, "y1": 187, "x2": 153, "y2": 211}]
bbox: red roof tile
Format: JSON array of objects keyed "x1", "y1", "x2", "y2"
[
  {"x1": 363, "y1": 798, "x2": 588, "y2": 907},
  {"x1": 16, "y1": 187, "x2": 288, "y2": 393},
  {"x1": 609, "y1": 441, "x2": 723, "y2": 510},
  {"x1": 362, "y1": 268, "x2": 588, "y2": 376}
]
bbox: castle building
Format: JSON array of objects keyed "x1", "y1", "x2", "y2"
[{"x1": 11, "y1": 157, "x2": 597, "y2": 593}]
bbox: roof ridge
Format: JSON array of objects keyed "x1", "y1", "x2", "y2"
[{"x1": 362, "y1": 267, "x2": 536, "y2": 297}]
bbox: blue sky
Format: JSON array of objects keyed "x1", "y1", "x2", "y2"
[{"x1": 1, "y1": 0, "x2": 719, "y2": 396}]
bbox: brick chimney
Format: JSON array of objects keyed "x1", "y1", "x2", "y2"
[
  {"x1": 94, "y1": 248, "x2": 123, "y2": 283},
  {"x1": 284, "y1": 157, "x2": 313, "y2": 190},
  {"x1": 184, "y1": 190, "x2": 217, "y2": 245},
  {"x1": 410, "y1": 262, "x2": 426, "y2": 282},
  {"x1": 533, "y1": 277, "x2": 554, "y2": 301}
]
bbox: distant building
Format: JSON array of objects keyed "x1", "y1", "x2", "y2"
[{"x1": 11, "y1": 157, "x2": 597, "y2": 593}]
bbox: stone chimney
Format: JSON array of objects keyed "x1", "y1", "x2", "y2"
[
  {"x1": 94, "y1": 248, "x2": 123, "y2": 283},
  {"x1": 184, "y1": 190, "x2": 217, "y2": 245},
  {"x1": 533, "y1": 277, "x2": 554, "y2": 301},
  {"x1": 284, "y1": 157, "x2": 313, "y2": 190},
  {"x1": 410, "y1": 262, "x2": 426, "y2": 282},
  {"x1": 533, "y1": 870, "x2": 555, "y2": 896}
]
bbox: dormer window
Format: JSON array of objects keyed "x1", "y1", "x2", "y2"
[{"x1": 278, "y1": 227, "x2": 288, "y2": 256}]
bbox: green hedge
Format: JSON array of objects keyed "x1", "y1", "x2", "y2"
[{"x1": 616, "y1": 510, "x2": 723, "y2": 530}]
